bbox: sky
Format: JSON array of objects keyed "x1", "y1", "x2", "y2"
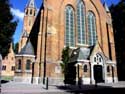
[{"x1": 9, "y1": 0, "x2": 120, "y2": 44}]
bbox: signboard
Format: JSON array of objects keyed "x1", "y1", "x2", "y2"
[{"x1": 55, "y1": 66, "x2": 61, "y2": 73}]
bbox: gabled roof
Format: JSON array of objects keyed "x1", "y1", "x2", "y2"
[
  {"x1": 69, "y1": 47, "x2": 93, "y2": 63},
  {"x1": 19, "y1": 40, "x2": 34, "y2": 55},
  {"x1": 26, "y1": 0, "x2": 36, "y2": 8}
]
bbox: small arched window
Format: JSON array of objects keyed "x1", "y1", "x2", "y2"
[
  {"x1": 26, "y1": 10, "x2": 28, "y2": 15},
  {"x1": 65, "y1": 6, "x2": 75, "y2": 47},
  {"x1": 88, "y1": 12, "x2": 97, "y2": 46},
  {"x1": 107, "y1": 66, "x2": 110, "y2": 72},
  {"x1": 30, "y1": 9, "x2": 32, "y2": 15},
  {"x1": 26, "y1": 60, "x2": 31, "y2": 70},
  {"x1": 18, "y1": 59, "x2": 21, "y2": 70},
  {"x1": 84, "y1": 65, "x2": 88, "y2": 72},
  {"x1": 93, "y1": 53, "x2": 103, "y2": 63}
]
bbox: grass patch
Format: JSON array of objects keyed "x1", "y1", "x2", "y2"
[{"x1": 1, "y1": 76, "x2": 13, "y2": 81}]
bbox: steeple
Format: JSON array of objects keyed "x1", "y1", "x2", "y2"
[
  {"x1": 103, "y1": 0, "x2": 110, "y2": 13},
  {"x1": 26, "y1": 0, "x2": 36, "y2": 8},
  {"x1": 18, "y1": 0, "x2": 37, "y2": 52}
]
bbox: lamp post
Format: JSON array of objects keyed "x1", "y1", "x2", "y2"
[
  {"x1": 43, "y1": 5, "x2": 49, "y2": 85},
  {"x1": 0, "y1": 54, "x2": 2, "y2": 93},
  {"x1": 42, "y1": 2, "x2": 52, "y2": 84}
]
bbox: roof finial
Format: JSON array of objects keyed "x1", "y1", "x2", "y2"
[{"x1": 103, "y1": 0, "x2": 110, "y2": 13}]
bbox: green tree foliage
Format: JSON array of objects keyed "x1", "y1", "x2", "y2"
[
  {"x1": 110, "y1": 0, "x2": 125, "y2": 80},
  {"x1": 61, "y1": 47, "x2": 76, "y2": 84},
  {"x1": 0, "y1": 0, "x2": 17, "y2": 58},
  {"x1": 61, "y1": 46, "x2": 70, "y2": 73}
]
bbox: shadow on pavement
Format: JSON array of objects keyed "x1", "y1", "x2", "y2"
[
  {"x1": 1, "y1": 80, "x2": 9, "y2": 84},
  {"x1": 56, "y1": 84, "x2": 125, "y2": 94}
]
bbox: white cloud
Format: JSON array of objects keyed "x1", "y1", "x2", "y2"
[{"x1": 11, "y1": 8, "x2": 24, "y2": 20}]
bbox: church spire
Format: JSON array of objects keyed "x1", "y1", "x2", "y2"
[
  {"x1": 26, "y1": 0, "x2": 36, "y2": 8},
  {"x1": 103, "y1": 0, "x2": 110, "y2": 13}
]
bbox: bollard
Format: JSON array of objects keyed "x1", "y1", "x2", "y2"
[
  {"x1": 95, "y1": 81, "x2": 98, "y2": 88},
  {"x1": 46, "y1": 77, "x2": 49, "y2": 90}
]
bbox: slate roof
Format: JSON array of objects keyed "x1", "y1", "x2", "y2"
[
  {"x1": 19, "y1": 40, "x2": 34, "y2": 55},
  {"x1": 69, "y1": 46, "x2": 94, "y2": 63}
]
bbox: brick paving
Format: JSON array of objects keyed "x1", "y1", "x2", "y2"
[{"x1": 1, "y1": 81, "x2": 125, "y2": 94}]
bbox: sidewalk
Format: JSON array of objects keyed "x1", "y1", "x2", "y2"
[
  {"x1": 1, "y1": 81, "x2": 125, "y2": 94},
  {"x1": 1, "y1": 81, "x2": 66, "y2": 94}
]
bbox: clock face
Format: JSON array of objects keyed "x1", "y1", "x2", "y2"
[{"x1": 93, "y1": 53, "x2": 103, "y2": 64}]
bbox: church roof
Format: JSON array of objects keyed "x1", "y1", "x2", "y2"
[
  {"x1": 26, "y1": 0, "x2": 36, "y2": 8},
  {"x1": 19, "y1": 40, "x2": 34, "y2": 55}
]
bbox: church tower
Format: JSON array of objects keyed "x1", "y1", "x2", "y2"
[{"x1": 18, "y1": 0, "x2": 37, "y2": 52}]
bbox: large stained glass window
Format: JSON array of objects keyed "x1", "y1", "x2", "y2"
[
  {"x1": 77, "y1": 0, "x2": 86, "y2": 44},
  {"x1": 88, "y1": 12, "x2": 97, "y2": 46},
  {"x1": 65, "y1": 6, "x2": 75, "y2": 47}
]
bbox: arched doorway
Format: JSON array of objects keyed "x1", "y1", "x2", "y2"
[
  {"x1": 92, "y1": 53, "x2": 105, "y2": 83},
  {"x1": 94, "y1": 65, "x2": 104, "y2": 83}
]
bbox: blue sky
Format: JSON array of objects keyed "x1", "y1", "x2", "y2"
[{"x1": 10, "y1": 0, "x2": 120, "y2": 43}]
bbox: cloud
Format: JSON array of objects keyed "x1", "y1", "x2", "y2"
[{"x1": 11, "y1": 8, "x2": 24, "y2": 20}]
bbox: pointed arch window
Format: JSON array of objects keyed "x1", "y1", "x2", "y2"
[
  {"x1": 65, "y1": 6, "x2": 75, "y2": 47},
  {"x1": 88, "y1": 12, "x2": 97, "y2": 46},
  {"x1": 26, "y1": 60, "x2": 31, "y2": 70},
  {"x1": 83, "y1": 65, "x2": 88, "y2": 72},
  {"x1": 18, "y1": 59, "x2": 21, "y2": 70},
  {"x1": 77, "y1": 0, "x2": 86, "y2": 44}
]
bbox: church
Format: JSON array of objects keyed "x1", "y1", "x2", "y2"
[{"x1": 14, "y1": 0, "x2": 118, "y2": 84}]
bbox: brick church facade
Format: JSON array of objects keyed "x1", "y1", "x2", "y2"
[{"x1": 15, "y1": 0, "x2": 118, "y2": 84}]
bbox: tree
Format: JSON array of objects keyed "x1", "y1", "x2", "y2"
[
  {"x1": 110, "y1": 0, "x2": 125, "y2": 80},
  {"x1": 61, "y1": 46, "x2": 70, "y2": 74},
  {"x1": 61, "y1": 47, "x2": 76, "y2": 85},
  {"x1": 0, "y1": 0, "x2": 17, "y2": 58}
]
